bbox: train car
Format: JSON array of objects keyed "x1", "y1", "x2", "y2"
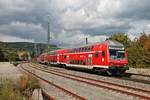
[
  {"x1": 38, "y1": 40, "x2": 129, "y2": 75},
  {"x1": 37, "y1": 53, "x2": 48, "y2": 64}
]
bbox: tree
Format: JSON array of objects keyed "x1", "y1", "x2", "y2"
[
  {"x1": 143, "y1": 35, "x2": 150, "y2": 67},
  {"x1": 9, "y1": 52, "x2": 19, "y2": 62},
  {"x1": 109, "y1": 32, "x2": 131, "y2": 48},
  {"x1": 109, "y1": 32, "x2": 150, "y2": 68},
  {"x1": 128, "y1": 33, "x2": 150, "y2": 67},
  {"x1": 0, "y1": 48, "x2": 5, "y2": 61}
]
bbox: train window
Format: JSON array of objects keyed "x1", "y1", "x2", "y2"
[
  {"x1": 88, "y1": 47, "x2": 91, "y2": 51},
  {"x1": 74, "y1": 49, "x2": 76, "y2": 52},
  {"x1": 75, "y1": 60, "x2": 77, "y2": 64},
  {"x1": 84, "y1": 47, "x2": 87, "y2": 52},
  {"x1": 95, "y1": 51, "x2": 99, "y2": 58},
  {"x1": 82, "y1": 48, "x2": 84, "y2": 52},
  {"x1": 83, "y1": 60, "x2": 86, "y2": 65},
  {"x1": 64, "y1": 55, "x2": 66, "y2": 58},
  {"x1": 102, "y1": 51, "x2": 105, "y2": 57},
  {"x1": 78, "y1": 48, "x2": 80, "y2": 52},
  {"x1": 70, "y1": 60, "x2": 72, "y2": 64},
  {"x1": 80, "y1": 48, "x2": 82, "y2": 52},
  {"x1": 77, "y1": 60, "x2": 79, "y2": 64},
  {"x1": 77, "y1": 48, "x2": 79, "y2": 52},
  {"x1": 79, "y1": 48, "x2": 81, "y2": 52},
  {"x1": 79, "y1": 60, "x2": 82, "y2": 64}
]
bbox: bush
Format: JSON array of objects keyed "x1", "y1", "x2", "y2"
[
  {"x1": 0, "y1": 75, "x2": 40, "y2": 100},
  {"x1": 0, "y1": 79, "x2": 23, "y2": 100}
]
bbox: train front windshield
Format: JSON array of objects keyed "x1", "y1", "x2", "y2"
[{"x1": 109, "y1": 49, "x2": 126, "y2": 60}]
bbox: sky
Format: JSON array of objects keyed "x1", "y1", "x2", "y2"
[{"x1": 0, "y1": 0, "x2": 150, "y2": 47}]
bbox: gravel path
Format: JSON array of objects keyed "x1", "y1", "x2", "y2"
[
  {"x1": 0, "y1": 62, "x2": 22, "y2": 81},
  {"x1": 127, "y1": 67, "x2": 150, "y2": 75}
]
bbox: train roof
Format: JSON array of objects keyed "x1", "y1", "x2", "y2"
[
  {"x1": 68, "y1": 40, "x2": 124, "y2": 49},
  {"x1": 46, "y1": 40, "x2": 124, "y2": 55},
  {"x1": 104, "y1": 40, "x2": 124, "y2": 47}
]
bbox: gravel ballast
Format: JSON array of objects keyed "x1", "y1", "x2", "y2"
[{"x1": 24, "y1": 63, "x2": 143, "y2": 100}]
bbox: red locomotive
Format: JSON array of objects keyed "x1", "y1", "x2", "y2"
[{"x1": 37, "y1": 40, "x2": 129, "y2": 75}]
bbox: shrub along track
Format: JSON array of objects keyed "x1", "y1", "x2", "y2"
[
  {"x1": 19, "y1": 63, "x2": 86, "y2": 100},
  {"x1": 27, "y1": 63, "x2": 150, "y2": 100}
]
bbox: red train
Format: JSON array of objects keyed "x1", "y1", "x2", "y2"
[{"x1": 37, "y1": 40, "x2": 129, "y2": 75}]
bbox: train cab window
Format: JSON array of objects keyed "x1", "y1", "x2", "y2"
[
  {"x1": 95, "y1": 51, "x2": 99, "y2": 58},
  {"x1": 102, "y1": 51, "x2": 105, "y2": 57}
]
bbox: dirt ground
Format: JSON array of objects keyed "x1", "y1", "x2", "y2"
[
  {"x1": 0, "y1": 62, "x2": 23, "y2": 80},
  {"x1": 0, "y1": 62, "x2": 43, "y2": 100},
  {"x1": 127, "y1": 67, "x2": 150, "y2": 75}
]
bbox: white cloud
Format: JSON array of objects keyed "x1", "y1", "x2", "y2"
[
  {"x1": 127, "y1": 20, "x2": 150, "y2": 40},
  {"x1": 0, "y1": 21, "x2": 47, "y2": 42},
  {"x1": 0, "y1": 0, "x2": 150, "y2": 47}
]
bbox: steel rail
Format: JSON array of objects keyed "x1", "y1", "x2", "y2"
[
  {"x1": 20, "y1": 64, "x2": 86, "y2": 100},
  {"x1": 29, "y1": 63, "x2": 150, "y2": 100}
]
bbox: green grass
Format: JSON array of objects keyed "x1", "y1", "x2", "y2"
[
  {"x1": 0, "y1": 78, "x2": 24, "y2": 100},
  {"x1": 0, "y1": 75, "x2": 40, "y2": 100}
]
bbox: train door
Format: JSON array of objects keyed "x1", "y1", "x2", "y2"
[
  {"x1": 101, "y1": 51, "x2": 106, "y2": 65},
  {"x1": 57, "y1": 54, "x2": 59, "y2": 63},
  {"x1": 88, "y1": 54, "x2": 92, "y2": 65},
  {"x1": 67, "y1": 55, "x2": 69, "y2": 64}
]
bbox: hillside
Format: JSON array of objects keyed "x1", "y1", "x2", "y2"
[
  {"x1": 0, "y1": 42, "x2": 57, "y2": 52},
  {"x1": 0, "y1": 41, "x2": 58, "y2": 61}
]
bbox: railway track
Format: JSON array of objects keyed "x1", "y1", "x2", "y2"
[
  {"x1": 117, "y1": 76, "x2": 150, "y2": 85},
  {"x1": 19, "y1": 64, "x2": 86, "y2": 100},
  {"x1": 37, "y1": 63, "x2": 150, "y2": 85},
  {"x1": 126, "y1": 72, "x2": 150, "y2": 77},
  {"x1": 115, "y1": 72, "x2": 150, "y2": 85},
  {"x1": 33, "y1": 63, "x2": 150, "y2": 85},
  {"x1": 27, "y1": 63, "x2": 150, "y2": 100}
]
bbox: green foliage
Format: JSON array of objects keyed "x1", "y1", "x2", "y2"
[
  {"x1": 0, "y1": 42, "x2": 58, "y2": 61},
  {"x1": 0, "y1": 79, "x2": 23, "y2": 100},
  {"x1": 110, "y1": 32, "x2": 150, "y2": 68},
  {"x1": 128, "y1": 33, "x2": 150, "y2": 68},
  {"x1": 109, "y1": 32, "x2": 131, "y2": 48},
  {"x1": 0, "y1": 48, "x2": 5, "y2": 61},
  {"x1": 0, "y1": 76, "x2": 40, "y2": 100},
  {"x1": 19, "y1": 75, "x2": 40, "y2": 98},
  {"x1": 9, "y1": 52, "x2": 20, "y2": 61}
]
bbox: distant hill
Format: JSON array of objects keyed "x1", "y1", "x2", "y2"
[
  {"x1": 0, "y1": 41, "x2": 59, "y2": 61},
  {"x1": 0, "y1": 41, "x2": 58, "y2": 52}
]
